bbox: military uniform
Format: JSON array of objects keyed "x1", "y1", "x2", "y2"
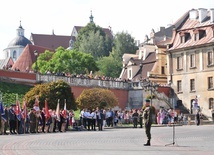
[
  {"x1": 132, "y1": 110, "x2": 139, "y2": 128},
  {"x1": 29, "y1": 109, "x2": 37, "y2": 133},
  {"x1": 142, "y1": 100, "x2": 153, "y2": 146}
]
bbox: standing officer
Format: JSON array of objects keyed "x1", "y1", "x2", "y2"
[{"x1": 142, "y1": 99, "x2": 153, "y2": 146}]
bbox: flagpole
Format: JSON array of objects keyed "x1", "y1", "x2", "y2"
[
  {"x1": 23, "y1": 100, "x2": 26, "y2": 134},
  {"x1": 16, "y1": 94, "x2": 18, "y2": 134},
  {"x1": 0, "y1": 91, "x2": 2, "y2": 129}
]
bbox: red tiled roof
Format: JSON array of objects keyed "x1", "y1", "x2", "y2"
[
  {"x1": 169, "y1": 10, "x2": 214, "y2": 51},
  {"x1": 12, "y1": 44, "x2": 54, "y2": 72},
  {"x1": 31, "y1": 33, "x2": 71, "y2": 50}
]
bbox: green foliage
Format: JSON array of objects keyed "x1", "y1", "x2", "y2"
[
  {"x1": 97, "y1": 53, "x2": 122, "y2": 77},
  {"x1": 79, "y1": 31, "x2": 105, "y2": 60},
  {"x1": 34, "y1": 47, "x2": 98, "y2": 75},
  {"x1": 112, "y1": 31, "x2": 138, "y2": 60},
  {"x1": 76, "y1": 88, "x2": 118, "y2": 110},
  {"x1": 0, "y1": 81, "x2": 32, "y2": 106},
  {"x1": 24, "y1": 80, "x2": 77, "y2": 110},
  {"x1": 74, "y1": 23, "x2": 112, "y2": 59},
  {"x1": 32, "y1": 50, "x2": 54, "y2": 74}
]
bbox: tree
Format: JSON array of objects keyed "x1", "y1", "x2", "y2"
[
  {"x1": 97, "y1": 53, "x2": 122, "y2": 78},
  {"x1": 32, "y1": 50, "x2": 54, "y2": 74},
  {"x1": 24, "y1": 80, "x2": 77, "y2": 110},
  {"x1": 76, "y1": 88, "x2": 118, "y2": 110},
  {"x1": 112, "y1": 31, "x2": 138, "y2": 60},
  {"x1": 74, "y1": 23, "x2": 112, "y2": 59},
  {"x1": 79, "y1": 31, "x2": 105, "y2": 60},
  {"x1": 34, "y1": 47, "x2": 98, "y2": 75}
]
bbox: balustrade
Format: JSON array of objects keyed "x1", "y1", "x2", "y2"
[{"x1": 37, "y1": 74, "x2": 130, "y2": 89}]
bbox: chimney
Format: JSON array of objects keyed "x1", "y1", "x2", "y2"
[
  {"x1": 198, "y1": 8, "x2": 208, "y2": 22},
  {"x1": 210, "y1": 8, "x2": 214, "y2": 23},
  {"x1": 189, "y1": 9, "x2": 198, "y2": 20}
]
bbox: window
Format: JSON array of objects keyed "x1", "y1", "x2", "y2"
[
  {"x1": 177, "y1": 56, "x2": 183, "y2": 70},
  {"x1": 190, "y1": 79, "x2": 195, "y2": 91},
  {"x1": 199, "y1": 30, "x2": 206, "y2": 39},
  {"x1": 177, "y1": 80, "x2": 182, "y2": 92},
  {"x1": 13, "y1": 50, "x2": 16, "y2": 59},
  {"x1": 207, "y1": 51, "x2": 213, "y2": 65},
  {"x1": 161, "y1": 66, "x2": 165, "y2": 74},
  {"x1": 190, "y1": 54, "x2": 195, "y2": 68},
  {"x1": 128, "y1": 70, "x2": 132, "y2": 79},
  {"x1": 184, "y1": 33, "x2": 191, "y2": 42},
  {"x1": 208, "y1": 77, "x2": 213, "y2": 89},
  {"x1": 209, "y1": 98, "x2": 214, "y2": 109}
]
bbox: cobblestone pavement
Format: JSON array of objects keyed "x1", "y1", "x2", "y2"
[{"x1": 0, "y1": 125, "x2": 214, "y2": 155}]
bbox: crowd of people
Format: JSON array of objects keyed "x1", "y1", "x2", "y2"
[
  {"x1": 0, "y1": 104, "x2": 76, "y2": 135},
  {"x1": 0, "y1": 103, "x2": 148, "y2": 135},
  {"x1": 1, "y1": 102, "x2": 202, "y2": 136},
  {"x1": 79, "y1": 108, "x2": 144, "y2": 131}
]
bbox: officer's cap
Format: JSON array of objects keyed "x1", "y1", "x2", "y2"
[{"x1": 145, "y1": 99, "x2": 150, "y2": 103}]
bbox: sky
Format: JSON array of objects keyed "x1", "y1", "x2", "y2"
[{"x1": 0, "y1": 0, "x2": 214, "y2": 52}]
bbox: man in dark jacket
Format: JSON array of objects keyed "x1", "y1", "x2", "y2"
[
  {"x1": 8, "y1": 104, "x2": 17, "y2": 134},
  {"x1": 132, "y1": 109, "x2": 139, "y2": 128}
]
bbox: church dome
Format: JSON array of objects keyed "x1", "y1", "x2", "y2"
[{"x1": 8, "y1": 36, "x2": 32, "y2": 48}]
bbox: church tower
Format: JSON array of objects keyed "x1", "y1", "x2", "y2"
[{"x1": 1, "y1": 21, "x2": 32, "y2": 62}]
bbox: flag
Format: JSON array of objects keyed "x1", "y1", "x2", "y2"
[
  {"x1": 63, "y1": 101, "x2": 67, "y2": 118},
  {"x1": 0, "y1": 101, "x2": 7, "y2": 122},
  {"x1": 33, "y1": 96, "x2": 40, "y2": 111},
  {"x1": 0, "y1": 101, "x2": 4, "y2": 115},
  {"x1": 45, "y1": 99, "x2": 50, "y2": 119},
  {"x1": 22, "y1": 100, "x2": 27, "y2": 121},
  {"x1": 56, "y1": 100, "x2": 60, "y2": 121},
  {"x1": 15, "y1": 99, "x2": 21, "y2": 121}
]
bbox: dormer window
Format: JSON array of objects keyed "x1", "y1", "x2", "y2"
[
  {"x1": 193, "y1": 29, "x2": 206, "y2": 41},
  {"x1": 180, "y1": 32, "x2": 191, "y2": 43}
]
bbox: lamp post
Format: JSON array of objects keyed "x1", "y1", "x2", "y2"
[
  {"x1": 34, "y1": 50, "x2": 38, "y2": 73},
  {"x1": 141, "y1": 78, "x2": 159, "y2": 107}
]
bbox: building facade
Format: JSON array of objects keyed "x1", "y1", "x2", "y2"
[{"x1": 167, "y1": 8, "x2": 214, "y2": 118}]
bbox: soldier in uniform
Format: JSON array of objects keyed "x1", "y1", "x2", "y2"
[
  {"x1": 139, "y1": 110, "x2": 143, "y2": 128},
  {"x1": 142, "y1": 99, "x2": 153, "y2": 146},
  {"x1": 132, "y1": 109, "x2": 139, "y2": 128},
  {"x1": 29, "y1": 108, "x2": 37, "y2": 133}
]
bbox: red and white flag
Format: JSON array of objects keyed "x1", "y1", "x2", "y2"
[
  {"x1": 15, "y1": 99, "x2": 21, "y2": 115},
  {"x1": 15, "y1": 98, "x2": 22, "y2": 121},
  {"x1": 34, "y1": 96, "x2": 40, "y2": 111},
  {"x1": 56, "y1": 99, "x2": 60, "y2": 121},
  {"x1": 63, "y1": 100, "x2": 67, "y2": 118},
  {"x1": 22, "y1": 100, "x2": 27, "y2": 121},
  {"x1": 45, "y1": 99, "x2": 50, "y2": 119}
]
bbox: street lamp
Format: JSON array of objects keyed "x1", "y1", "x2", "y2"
[
  {"x1": 34, "y1": 50, "x2": 38, "y2": 73},
  {"x1": 141, "y1": 78, "x2": 159, "y2": 107}
]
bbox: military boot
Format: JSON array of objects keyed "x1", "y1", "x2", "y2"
[{"x1": 144, "y1": 140, "x2": 151, "y2": 146}]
